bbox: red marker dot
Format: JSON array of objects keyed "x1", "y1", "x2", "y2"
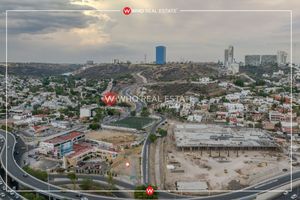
[
  {"x1": 146, "y1": 185, "x2": 154, "y2": 196},
  {"x1": 123, "y1": 7, "x2": 132, "y2": 15}
]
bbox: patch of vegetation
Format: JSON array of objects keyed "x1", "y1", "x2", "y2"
[
  {"x1": 141, "y1": 107, "x2": 150, "y2": 117},
  {"x1": 234, "y1": 79, "x2": 244, "y2": 87},
  {"x1": 157, "y1": 128, "x2": 167, "y2": 137},
  {"x1": 23, "y1": 166, "x2": 48, "y2": 182},
  {"x1": 149, "y1": 134, "x2": 158, "y2": 143},
  {"x1": 0, "y1": 125, "x2": 13, "y2": 132},
  {"x1": 22, "y1": 193, "x2": 46, "y2": 200},
  {"x1": 1, "y1": 63, "x2": 81, "y2": 77},
  {"x1": 134, "y1": 185, "x2": 158, "y2": 199},
  {"x1": 89, "y1": 123, "x2": 100, "y2": 130},
  {"x1": 67, "y1": 172, "x2": 77, "y2": 190}
]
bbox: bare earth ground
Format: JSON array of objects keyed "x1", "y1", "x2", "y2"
[
  {"x1": 163, "y1": 121, "x2": 290, "y2": 191},
  {"x1": 149, "y1": 140, "x2": 156, "y2": 185},
  {"x1": 86, "y1": 130, "x2": 141, "y2": 184},
  {"x1": 110, "y1": 147, "x2": 141, "y2": 185},
  {"x1": 86, "y1": 130, "x2": 137, "y2": 146}
]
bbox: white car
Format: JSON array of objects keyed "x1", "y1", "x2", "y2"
[
  {"x1": 9, "y1": 190, "x2": 15, "y2": 196},
  {"x1": 291, "y1": 194, "x2": 298, "y2": 199}
]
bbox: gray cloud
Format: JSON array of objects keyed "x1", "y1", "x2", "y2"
[{"x1": 0, "y1": 0, "x2": 299, "y2": 63}]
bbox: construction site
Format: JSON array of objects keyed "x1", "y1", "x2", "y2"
[
  {"x1": 86, "y1": 129, "x2": 143, "y2": 184},
  {"x1": 174, "y1": 124, "x2": 279, "y2": 151},
  {"x1": 157, "y1": 123, "x2": 290, "y2": 192}
]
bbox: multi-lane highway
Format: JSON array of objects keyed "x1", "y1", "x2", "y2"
[
  {"x1": 0, "y1": 130, "x2": 125, "y2": 200},
  {"x1": 141, "y1": 115, "x2": 166, "y2": 185},
  {"x1": 2, "y1": 125, "x2": 300, "y2": 200},
  {"x1": 50, "y1": 173, "x2": 135, "y2": 190}
]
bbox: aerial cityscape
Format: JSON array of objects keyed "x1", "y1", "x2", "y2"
[{"x1": 0, "y1": 0, "x2": 300, "y2": 200}]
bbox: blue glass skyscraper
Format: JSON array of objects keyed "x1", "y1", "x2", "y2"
[{"x1": 156, "y1": 46, "x2": 166, "y2": 65}]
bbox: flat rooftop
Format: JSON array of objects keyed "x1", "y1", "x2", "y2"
[
  {"x1": 176, "y1": 181, "x2": 208, "y2": 191},
  {"x1": 174, "y1": 124, "x2": 277, "y2": 148}
]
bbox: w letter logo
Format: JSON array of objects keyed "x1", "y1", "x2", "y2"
[
  {"x1": 102, "y1": 92, "x2": 118, "y2": 106},
  {"x1": 123, "y1": 7, "x2": 132, "y2": 15},
  {"x1": 145, "y1": 185, "x2": 154, "y2": 196}
]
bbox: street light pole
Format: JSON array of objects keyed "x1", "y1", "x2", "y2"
[{"x1": 47, "y1": 168, "x2": 50, "y2": 200}]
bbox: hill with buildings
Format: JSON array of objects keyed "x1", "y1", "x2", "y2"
[{"x1": 0, "y1": 63, "x2": 81, "y2": 77}]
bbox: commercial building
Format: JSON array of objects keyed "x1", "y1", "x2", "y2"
[
  {"x1": 156, "y1": 46, "x2": 166, "y2": 65},
  {"x1": 39, "y1": 131, "x2": 85, "y2": 158},
  {"x1": 245, "y1": 53, "x2": 283, "y2": 66},
  {"x1": 227, "y1": 63, "x2": 239, "y2": 74},
  {"x1": 277, "y1": 51, "x2": 288, "y2": 66},
  {"x1": 269, "y1": 111, "x2": 285, "y2": 122},
  {"x1": 80, "y1": 104, "x2": 97, "y2": 119},
  {"x1": 261, "y1": 55, "x2": 277, "y2": 65},
  {"x1": 173, "y1": 124, "x2": 278, "y2": 151},
  {"x1": 224, "y1": 49, "x2": 229, "y2": 66},
  {"x1": 245, "y1": 55, "x2": 261, "y2": 66},
  {"x1": 224, "y1": 45, "x2": 234, "y2": 67},
  {"x1": 86, "y1": 60, "x2": 94, "y2": 65},
  {"x1": 65, "y1": 143, "x2": 118, "y2": 167}
]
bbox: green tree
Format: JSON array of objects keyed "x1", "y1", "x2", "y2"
[
  {"x1": 275, "y1": 122, "x2": 282, "y2": 129},
  {"x1": 80, "y1": 178, "x2": 94, "y2": 190},
  {"x1": 23, "y1": 193, "x2": 46, "y2": 200},
  {"x1": 234, "y1": 79, "x2": 244, "y2": 87},
  {"x1": 221, "y1": 96, "x2": 229, "y2": 103},
  {"x1": 55, "y1": 86, "x2": 64, "y2": 95},
  {"x1": 89, "y1": 123, "x2": 100, "y2": 130},
  {"x1": 67, "y1": 172, "x2": 77, "y2": 190},
  {"x1": 23, "y1": 166, "x2": 48, "y2": 182},
  {"x1": 107, "y1": 171, "x2": 115, "y2": 190},
  {"x1": 157, "y1": 128, "x2": 167, "y2": 137},
  {"x1": 256, "y1": 79, "x2": 266, "y2": 86},
  {"x1": 141, "y1": 107, "x2": 150, "y2": 117},
  {"x1": 255, "y1": 122, "x2": 263, "y2": 129},
  {"x1": 209, "y1": 104, "x2": 218, "y2": 112},
  {"x1": 130, "y1": 110, "x2": 136, "y2": 116},
  {"x1": 149, "y1": 134, "x2": 157, "y2": 143}
]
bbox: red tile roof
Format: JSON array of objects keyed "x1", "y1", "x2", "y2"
[
  {"x1": 67, "y1": 143, "x2": 92, "y2": 158},
  {"x1": 45, "y1": 131, "x2": 83, "y2": 144}
]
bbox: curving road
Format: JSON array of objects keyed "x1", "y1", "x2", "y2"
[
  {"x1": 141, "y1": 115, "x2": 166, "y2": 185},
  {"x1": 50, "y1": 173, "x2": 135, "y2": 190},
  {"x1": 0, "y1": 83, "x2": 299, "y2": 200},
  {"x1": 0, "y1": 130, "x2": 127, "y2": 200},
  {"x1": 1, "y1": 125, "x2": 300, "y2": 200}
]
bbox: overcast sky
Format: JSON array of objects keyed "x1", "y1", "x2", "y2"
[{"x1": 0, "y1": 0, "x2": 299, "y2": 63}]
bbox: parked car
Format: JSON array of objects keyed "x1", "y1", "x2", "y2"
[{"x1": 291, "y1": 194, "x2": 298, "y2": 199}]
